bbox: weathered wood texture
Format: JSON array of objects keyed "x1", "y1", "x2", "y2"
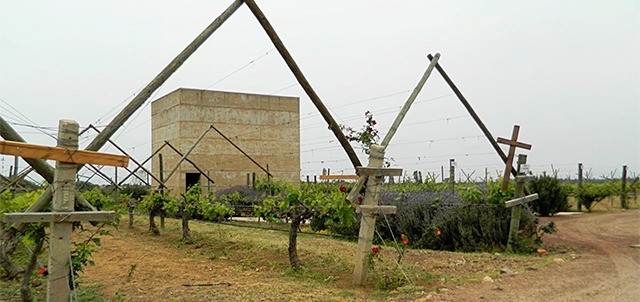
[
  {"x1": 0, "y1": 140, "x2": 129, "y2": 167},
  {"x1": 505, "y1": 194, "x2": 539, "y2": 208},
  {"x1": 3, "y1": 211, "x2": 116, "y2": 223},
  {"x1": 497, "y1": 125, "x2": 532, "y2": 192},
  {"x1": 356, "y1": 205, "x2": 397, "y2": 215},
  {"x1": 355, "y1": 167, "x2": 403, "y2": 177},
  {"x1": 318, "y1": 175, "x2": 360, "y2": 180},
  {"x1": 353, "y1": 145, "x2": 392, "y2": 284}
]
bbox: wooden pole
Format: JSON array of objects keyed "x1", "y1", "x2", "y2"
[
  {"x1": 577, "y1": 163, "x2": 583, "y2": 212},
  {"x1": 449, "y1": 159, "x2": 455, "y2": 193},
  {"x1": 380, "y1": 54, "x2": 440, "y2": 147},
  {"x1": 621, "y1": 165, "x2": 627, "y2": 209},
  {"x1": 426, "y1": 54, "x2": 518, "y2": 178},
  {"x1": 346, "y1": 54, "x2": 441, "y2": 202},
  {"x1": 48, "y1": 120, "x2": 79, "y2": 301},
  {"x1": 158, "y1": 153, "x2": 165, "y2": 230},
  {"x1": 353, "y1": 145, "x2": 385, "y2": 284},
  {"x1": 84, "y1": 0, "x2": 242, "y2": 154},
  {"x1": 162, "y1": 126, "x2": 213, "y2": 187},
  {"x1": 242, "y1": 0, "x2": 361, "y2": 169},
  {"x1": 507, "y1": 154, "x2": 527, "y2": 252}
]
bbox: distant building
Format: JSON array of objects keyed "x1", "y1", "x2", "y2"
[{"x1": 151, "y1": 88, "x2": 300, "y2": 194}]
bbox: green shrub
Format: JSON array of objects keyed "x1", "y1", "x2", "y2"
[
  {"x1": 528, "y1": 176, "x2": 569, "y2": 216},
  {"x1": 577, "y1": 182, "x2": 617, "y2": 212}
]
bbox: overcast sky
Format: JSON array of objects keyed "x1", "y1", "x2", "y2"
[{"x1": 1, "y1": 0, "x2": 638, "y2": 184}]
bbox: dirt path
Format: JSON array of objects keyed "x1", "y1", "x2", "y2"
[
  {"x1": 431, "y1": 210, "x2": 640, "y2": 302},
  {"x1": 81, "y1": 211, "x2": 640, "y2": 301}
]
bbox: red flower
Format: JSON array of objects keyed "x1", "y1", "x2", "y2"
[
  {"x1": 38, "y1": 267, "x2": 48, "y2": 276},
  {"x1": 401, "y1": 233, "x2": 409, "y2": 245},
  {"x1": 339, "y1": 184, "x2": 347, "y2": 193},
  {"x1": 357, "y1": 196, "x2": 363, "y2": 203},
  {"x1": 371, "y1": 247, "x2": 379, "y2": 254},
  {"x1": 436, "y1": 229, "x2": 442, "y2": 236}
]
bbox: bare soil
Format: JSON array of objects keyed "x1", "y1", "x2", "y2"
[
  {"x1": 430, "y1": 210, "x2": 640, "y2": 302},
  {"x1": 80, "y1": 210, "x2": 640, "y2": 302}
]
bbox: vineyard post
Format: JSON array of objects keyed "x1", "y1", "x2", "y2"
[
  {"x1": 449, "y1": 159, "x2": 455, "y2": 193},
  {"x1": 621, "y1": 165, "x2": 628, "y2": 209},
  {"x1": 158, "y1": 153, "x2": 165, "y2": 230},
  {"x1": 2, "y1": 120, "x2": 123, "y2": 301},
  {"x1": 577, "y1": 163, "x2": 583, "y2": 211},
  {"x1": 506, "y1": 154, "x2": 536, "y2": 252},
  {"x1": 352, "y1": 145, "x2": 401, "y2": 285}
]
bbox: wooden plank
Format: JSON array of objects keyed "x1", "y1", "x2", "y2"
[
  {"x1": 515, "y1": 175, "x2": 535, "y2": 182},
  {"x1": 0, "y1": 140, "x2": 129, "y2": 167},
  {"x1": 3, "y1": 211, "x2": 116, "y2": 223},
  {"x1": 355, "y1": 205, "x2": 397, "y2": 215},
  {"x1": 319, "y1": 175, "x2": 360, "y2": 180},
  {"x1": 497, "y1": 137, "x2": 532, "y2": 150},
  {"x1": 505, "y1": 194, "x2": 538, "y2": 208},
  {"x1": 356, "y1": 167, "x2": 403, "y2": 177}
]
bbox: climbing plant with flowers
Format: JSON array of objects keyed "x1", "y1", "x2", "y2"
[{"x1": 340, "y1": 111, "x2": 379, "y2": 154}]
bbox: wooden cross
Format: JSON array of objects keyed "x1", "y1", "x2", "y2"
[
  {"x1": 352, "y1": 145, "x2": 403, "y2": 284},
  {"x1": 497, "y1": 125, "x2": 532, "y2": 192},
  {"x1": 2, "y1": 119, "x2": 128, "y2": 302}
]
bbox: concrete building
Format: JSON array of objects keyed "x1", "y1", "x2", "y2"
[{"x1": 151, "y1": 88, "x2": 300, "y2": 194}]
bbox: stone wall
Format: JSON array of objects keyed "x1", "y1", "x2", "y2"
[{"x1": 151, "y1": 88, "x2": 300, "y2": 194}]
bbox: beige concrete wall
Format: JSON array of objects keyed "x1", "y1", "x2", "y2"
[{"x1": 151, "y1": 88, "x2": 300, "y2": 195}]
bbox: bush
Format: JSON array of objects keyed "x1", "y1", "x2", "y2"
[
  {"x1": 333, "y1": 186, "x2": 538, "y2": 253},
  {"x1": 528, "y1": 176, "x2": 569, "y2": 216}
]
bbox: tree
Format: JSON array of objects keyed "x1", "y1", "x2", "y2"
[
  {"x1": 254, "y1": 180, "x2": 355, "y2": 269},
  {"x1": 163, "y1": 184, "x2": 233, "y2": 241},
  {"x1": 140, "y1": 192, "x2": 173, "y2": 235}
]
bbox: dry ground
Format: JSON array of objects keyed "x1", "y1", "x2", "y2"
[{"x1": 77, "y1": 208, "x2": 639, "y2": 301}]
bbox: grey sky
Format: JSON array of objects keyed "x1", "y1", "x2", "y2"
[{"x1": 1, "y1": 0, "x2": 638, "y2": 183}]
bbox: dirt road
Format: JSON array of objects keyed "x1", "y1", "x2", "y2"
[{"x1": 431, "y1": 210, "x2": 640, "y2": 302}]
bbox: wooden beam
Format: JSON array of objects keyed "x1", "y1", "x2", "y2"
[
  {"x1": 0, "y1": 140, "x2": 129, "y2": 167},
  {"x1": 356, "y1": 167, "x2": 403, "y2": 177},
  {"x1": 496, "y1": 137, "x2": 532, "y2": 150},
  {"x1": 319, "y1": 175, "x2": 360, "y2": 180},
  {"x1": 505, "y1": 194, "x2": 538, "y2": 208},
  {"x1": 356, "y1": 205, "x2": 397, "y2": 215},
  {"x1": 3, "y1": 211, "x2": 116, "y2": 223},
  {"x1": 515, "y1": 175, "x2": 535, "y2": 182}
]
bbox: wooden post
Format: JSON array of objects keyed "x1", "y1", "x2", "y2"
[
  {"x1": 252, "y1": 172, "x2": 256, "y2": 189},
  {"x1": 2, "y1": 119, "x2": 123, "y2": 301},
  {"x1": 621, "y1": 165, "x2": 628, "y2": 209},
  {"x1": 507, "y1": 154, "x2": 530, "y2": 252},
  {"x1": 441, "y1": 166, "x2": 444, "y2": 183},
  {"x1": 449, "y1": 159, "x2": 455, "y2": 193},
  {"x1": 48, "y1": 120, "x2": 78, "y2": 301},
  {"x1": 577, "y1": 163, "x2": 583, "y2": 212},
  {"x1": 353, "y1": 145, "x2": 384, "y2": 284},
  {"x1": 158, "y1": 153, "x2": 165, "y2": 230},
  {"x1": 247, "y1": 173, "x2": 251, "y2": 187}
]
